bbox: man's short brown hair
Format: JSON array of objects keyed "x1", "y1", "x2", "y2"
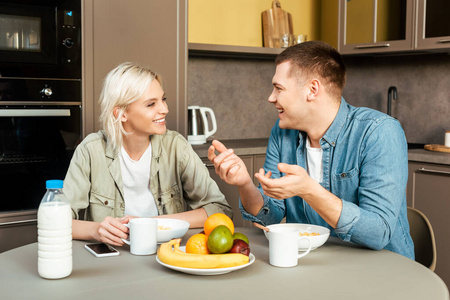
[{"x1": 275, "y1": 41, "x2": 346, "y2": 100}]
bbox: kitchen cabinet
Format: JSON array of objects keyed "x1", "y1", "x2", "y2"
[
  {"x1": 82, "y1": 0, "x2": 187, "y2": 136},
  {"x1": 339, "y1": 0, "x2": 414, "y2": 54},
  {"x1": 416, "y1": 0, "x2": 450, "y2": 50},
  {"x1": 407, "y1": 161, "x2": 450, "y2": 288},
  {"x1": 203, "y1": 154, "x2": 266, "y2": 228},
  {"x1": 253, "y1": 154, "x2": 266, "y2": 186},
  {"x1": 0, "y1": 211, "x2": 37, "y2": 253},
  {"x1": 339, "y1": 0, "x2": 450, "y2": 55}
]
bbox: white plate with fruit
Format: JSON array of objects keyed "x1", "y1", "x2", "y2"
[
  {"x1": 156, "y1": 246, "x2": 255, "y2": 276},
  {"x1": 156, "y1": 213, "x2": 254, "y2": 275}
]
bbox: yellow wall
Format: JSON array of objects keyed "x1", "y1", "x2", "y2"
[
  {"x1": 346, "y1": 0, "x2": 373, "y2": 44},
  {"x1": 188, "y1": 0, "x2": 322, "y2": 47},
  {"x1": 345, "y1": 0, "x2": 402, "y2": 45},
  {"x1": 320, "y1": 0, "x2": 338, "y2": 49},
  {"x1": 376, "y1": 0, "x2": 402, "y2": 42}
]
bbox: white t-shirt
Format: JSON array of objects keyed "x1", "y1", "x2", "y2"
[
  {"x1": 305, "y1": 137, "x2": 323, "y2": 183},
  {"x1": 119, "y1": 143, "x2": 158, "y2": 217}
]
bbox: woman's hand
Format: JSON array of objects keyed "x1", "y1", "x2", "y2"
[{"x1": 95, "y1": 216, "x2": 130, "y2": 246}]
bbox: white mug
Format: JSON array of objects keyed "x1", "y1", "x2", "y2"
[
  {"x1": 268, "y1": 228, "x2": 312, "y2": 267},
  {"x1": 122, "y1": 218, "x2": 157, "y2": 255}
]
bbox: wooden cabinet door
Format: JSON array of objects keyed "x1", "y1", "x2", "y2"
[
  {"x1": 253, "y1": 154, "x2": 266, "y2": 187},
  {"x1": 0, "y1": 211, "x2": 37, "y2": 253},
  {"x1": 408, "y1": 161, "x2": 450, "y2": 288},
  {"x1": 82, "y1": 0, "x2": 187, "y2": 136},
  {"x1": 338, "y1": 0, "x2": 414, "y2": 54},
  {"x1": 416, "y1": 0, "x2": 450, "y2": 50}
]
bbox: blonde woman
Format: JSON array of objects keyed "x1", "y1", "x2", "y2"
[{"x1": 64, "y1": 62, "x2": 231, "y2": 246}]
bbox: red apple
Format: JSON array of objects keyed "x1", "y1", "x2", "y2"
[{"x1": 229, "y1": 239, "x2": 250, "y2": 256}]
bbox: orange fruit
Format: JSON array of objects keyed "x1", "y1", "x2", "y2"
[
  {"x1": 185, "y1": 233, "x2": 210, "y2": 255},
  {"x1": 204, "y1": 213, "x2": 234, "y2": 236}
]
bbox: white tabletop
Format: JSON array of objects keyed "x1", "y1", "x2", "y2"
[{"x1": 1, "y1": 227, "x2": 448, "y2": 300}]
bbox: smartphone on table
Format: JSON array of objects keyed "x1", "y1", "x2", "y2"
[{"x1": 85, "y1": 243, "x2": 120, "y2": 257}]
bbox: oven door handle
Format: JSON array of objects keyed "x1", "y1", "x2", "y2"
[{"x1": 0, "y1": 109, "x2": 71, "y2": 117}]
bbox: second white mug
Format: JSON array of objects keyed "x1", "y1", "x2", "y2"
[
  {"x1": 122, "y1": 218, "x2": 157, "y2": 255},
  {"x1": 268, "y1": 228, "x2": 312, "y2": 267}
]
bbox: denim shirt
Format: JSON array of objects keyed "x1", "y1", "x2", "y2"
[{"x1": 240, "y1": 98, "x2": 414, "y2": 259}]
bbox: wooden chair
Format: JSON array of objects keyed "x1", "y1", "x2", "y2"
[{"x1": 407, "y1": 207, "x2": 437, "y2": 271}]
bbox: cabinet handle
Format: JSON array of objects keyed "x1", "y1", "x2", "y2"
[
  {"x1": 438, "y1": 39, "x2": 450, "y2": 44},
  {"x1": 0, "y1": 219, "x2": 37, "y2": 227},
  {"x1": 354, "y1": 43, "x2": 390, "y2": 49},
  {"x1": 417, "y1": 167, "x2": 450, "y2": 176}
]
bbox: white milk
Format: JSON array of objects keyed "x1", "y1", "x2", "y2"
[
  {"x1": 37, "y1": 200, "x2": 72, "y2": 279},
  {"x1": 37, "y1": 202, "x2": 72, "y2": 229}
]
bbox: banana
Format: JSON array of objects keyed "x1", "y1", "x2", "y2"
[{"x1": 157, "y1": 238, "x2": 249, "y2": 269}]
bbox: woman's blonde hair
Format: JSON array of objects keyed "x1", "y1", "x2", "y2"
[{"x1": 98, "y1": 62, "x2": 161, "y2": 150}]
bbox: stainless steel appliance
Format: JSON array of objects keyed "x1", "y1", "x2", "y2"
[
  {"x1": 0, "y1": 0, "x2": 81, "y2": 252},
  {"x1": 187, "y1": 106, "x2": 217, "y2": 145}
]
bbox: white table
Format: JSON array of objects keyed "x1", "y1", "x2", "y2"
[{"x1": 1, "y1": 227, "x2": 448, "y2": 300}]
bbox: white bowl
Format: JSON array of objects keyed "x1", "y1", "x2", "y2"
[
  {"x1": 264, "y1": 223, "x2": 330, "y2": 251},
  {"x1": 156, "y1": 219, "x2": 190, "y2": 243}
]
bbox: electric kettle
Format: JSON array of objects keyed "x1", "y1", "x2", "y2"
[{"x1": 187, "y1": 106, "x2": 217, "y2": 145}]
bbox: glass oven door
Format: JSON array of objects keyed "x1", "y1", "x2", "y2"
[
  {"x1": 0, "y1": 105, "x2": 81, "y2": 212},
  {"x1": 0, "y1": 1, "x2": 56, "y2": 64}
]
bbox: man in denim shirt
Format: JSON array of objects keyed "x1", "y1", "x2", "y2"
[{"x1": 208, "y1": 41, "x2": 414, "y2": 259}]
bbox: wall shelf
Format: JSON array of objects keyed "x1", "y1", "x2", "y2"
[{"x1": 188, "y1": 43, "x2": 283, "y2": 59}]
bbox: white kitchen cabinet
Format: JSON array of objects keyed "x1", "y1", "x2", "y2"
[{"x1": 407, "y1": 161, "x2": 450, "y2": 289}]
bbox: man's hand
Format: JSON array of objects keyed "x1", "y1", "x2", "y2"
[
  {"x1": 208, "y1": 140, "x2": 252, "y2": 187},
  {"x1": 255, "y1": 163, "x2": 313, "y2": 200}
]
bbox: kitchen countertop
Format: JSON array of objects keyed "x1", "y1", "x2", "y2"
[
  {"x1": 408, "y1": 148, "x2": 450, "y2": 166},
  {"x1": 194, "y1": 139, "x2": 450, "y2": 166}
]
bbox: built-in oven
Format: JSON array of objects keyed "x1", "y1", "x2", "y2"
[
  {"x1": 0, "y1": 0, "x2": 81, "y2": 252},
  {"x1": 0, "y1": 82, "x2": 81, "y2": 212}
]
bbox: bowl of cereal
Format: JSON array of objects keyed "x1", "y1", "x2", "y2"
[
  {"x1": 156, "y1": 219, "x2": 190, "y2": 243},
  {"x1": 263, "y1": 223, "x2": 330, "y2": 251}
]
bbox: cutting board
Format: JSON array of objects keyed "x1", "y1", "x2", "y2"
[
  {"x1": 262, "y1": 0, "x2": 293, "y2": 48},
  {"x1": 424, "y1": 144, "x2": 450, "y2": 153}
]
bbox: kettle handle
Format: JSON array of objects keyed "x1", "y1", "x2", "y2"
[{"x1": 199, "y1": 107, "x2": 217, "y2": 139}]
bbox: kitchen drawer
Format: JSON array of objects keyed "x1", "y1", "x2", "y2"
[
  {"x1": 0, "y1": 211, "x2": 37, "y2": 253},
  {"x1": 407, "y1": 161, "x2": 450, "y2": 288}
]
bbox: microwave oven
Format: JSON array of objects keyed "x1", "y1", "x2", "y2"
[{"x1": 0, "y1": 0, "x2": 81, "y2": 79}]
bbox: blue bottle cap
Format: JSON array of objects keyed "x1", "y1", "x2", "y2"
[{"x1": 46, "y1": 180, "x2": 64, "y2": 189}]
